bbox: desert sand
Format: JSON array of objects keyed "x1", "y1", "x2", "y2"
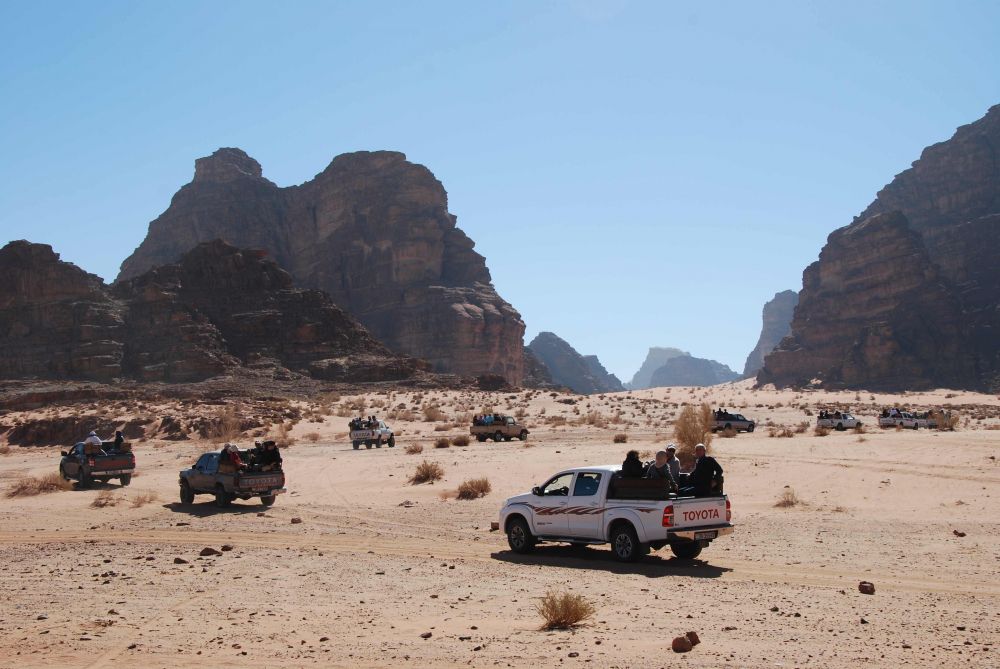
[{"x1": 1, "y1": 380, "x2": 998, "y2": 668}]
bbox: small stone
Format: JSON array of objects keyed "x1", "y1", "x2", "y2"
[
  {"x1": 568, "y1": 651, "x2": 579, "y2": 657},
  {"x1": 861, "y1": 618, "x2": 868, "y2": 624},
  {"x1": 200, "y1": 547, "x2": 222, "y2": 557},
  {"x1": 672, "y1": 636, "x2": 692, "y2": 653},
  {"x1": 319, "y1": 637, "x2": 329, "y2": 642},
  {"x1": 770, "y1": 606, "x2": 780, "y2": 612},
  {"x1": 221, "y1": 544, "x2": 234, "y2": 552},
  {"x1": 420, "y1": 632, "x2": 432, "y2": 639},
  {"x1": 176, "y1": 522, "x2": 190, "y2": 526},
  {"x1": 291, "y1": 517, "x2": 303, "y2": 524},
  {"x1": 953, "y1": 530, "x2": 967, "y2": 537},
  {"x1": 858, "y1": 581, "x2": 875, "y2": 595},
  {"x1": 174, "y1": 557, "x2": 188, "y2": 564},
  {"x1": 36, "y1": 614, "x2": 47, "y2": 621},
  {"x1": 686, "y1": 631, "x2": 700, "y2": 646}
]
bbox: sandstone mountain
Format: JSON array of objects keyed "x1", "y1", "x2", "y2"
[
  {"x1": 0, "y1": 240, "x2": 423, "y2": 384},
  {"x1": 118, "y1": 149, "x2": 525, "y2": 383},
  {"x1": 648, "y1": 354, "x2": 740, "y2": 387},
  {"x1": 527, "y1": 332, "x2": 623, "y2": 394},
  {"x1": 627, "y1": 347, "x2": 687, "y2": 389},
  {"x1": 742, "y1": 290, "x2": 798, "y2": 377},
  {"x1": 760, "y1": 105, "x2": 1000, "y2": 391}
]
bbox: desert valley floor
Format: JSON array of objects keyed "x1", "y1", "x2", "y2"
[{"x1": 0, "y1": 380, "x2": 998, "y2": 668}]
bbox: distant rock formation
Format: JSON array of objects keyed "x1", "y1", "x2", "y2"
[
  {"x1": 648, "y1": 354, "x2": 740, "y2": 387},
  {"x1": 627, "y1": 347, "x2": 687, "y2": 389},
  {"x1": 742, "y1": 290, "x2": 798, "y2": 377},
  {"x1": 760, "y1": 105, "x2": 1000, "y2": 391},
  {"x1": 522, "y1": 348, "x2": 558, "y2": 389},
  {"x1": 117, "y1": 148, "x2": 525, "y2": 383},
  {"x1": 0, "y1": 240, "x2": 424, "y2": 383},
  {"x1": 527, "y1": 332, "x2": 623, "y2": 394}
]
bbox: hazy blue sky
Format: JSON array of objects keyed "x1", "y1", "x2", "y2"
[{"x1": 2, "y1": 1, "x2": 998, "y2": 380}]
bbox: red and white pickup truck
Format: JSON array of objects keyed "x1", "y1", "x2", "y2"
[{"x1": 499, "y1": 465, "x2": 733, "y2": 562}]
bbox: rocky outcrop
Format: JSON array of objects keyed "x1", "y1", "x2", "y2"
[
  {"x1": 649, "y1": 354, "x2": 740, "y2": 387},
  {"x1": 522, "y1": 348, "x2": 558, "y2": 389},
  {"x1": 527, "y1": 332, "x2": 623, "y2": 394},
  {"x1": 0, "y1": 240, "x2": 423, "y2": 384},
  {"x1": 0, "y1": 241, "x2": 125, "y2": 381},
  {"x1": 760, "y1": 105, "x2": 1000, "y2": 391},
  {"x1": 742, "y1": 290, "x2": 798, "y2": 377},
  {"x1": 118, "y1": 149, "x2": 525, "y2": 383},
  {"x1": 627, "y1": 347, "x2": 687, "y2": 389}
]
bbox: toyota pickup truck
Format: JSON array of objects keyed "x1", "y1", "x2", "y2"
[
  {"x1": 471, "y1": 416, "x2": 529, "y2": 442},
  {"x1": 499, "y1": 465, "x2": 733, "y2": 562},
  {"x1": 816, "y1": 413, "x2": 862, "y2": 430},
  {"x1": 179, "y1": 450, "x2": 286, "y2": 507},
  {"x1": 879, "y1": 412, "x2": 919, "y2": 429},
  {"x1": 711, "y1": 412, "x2": 755, "y2": 433},
  {"x1": 59, "y1": 442, "x2": 135, "y2": 487},
  {"x1": 350, "y1": 420, "x2": 395, "y2": 449}
]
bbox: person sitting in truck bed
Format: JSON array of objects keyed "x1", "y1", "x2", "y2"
[
  {"x1": 256, "y1": 440, "x2": 282, "y2": 471},
  {"x1": 644, "y1": 450, "x2": 678, "y2": 491},
  {"x1": 680, "y1": 443, "x2": 723, "y2": 497},
  {"x1": 220, "y1": 443, "x2": 245, "y2": 472},
  {"x1": 621, "y1": 450, "x2": 644, "y2": 478}
]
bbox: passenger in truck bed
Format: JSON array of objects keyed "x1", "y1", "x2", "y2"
[
  {"x1": 680, "y1": 443, "x2": 723, "y2": 497},
  {"x1": 621, "y1": 450, "x2": 644, "y2": 478}
]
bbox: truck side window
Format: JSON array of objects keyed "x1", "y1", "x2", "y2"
[
  {"x1": 573, "y1": 472, "x2": 602, "y2": 497},
  {"x1": 541, "y1": 473, "x2": 573, "y2": 496}
]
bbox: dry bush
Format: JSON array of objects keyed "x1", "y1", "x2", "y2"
[
  {"x1": 130, "y1": 490, "x2": 159, "y2": 508},
  {"x1": 814, "y1": 425, "x2": 831, "y2": 437},
  {"x1": 456, "y1": 477, "x2": 492, "y2": 500},
  {"x1": 91, "y1": 490, "x2": 120, "y2": 508},
  {"x1": 853, "y1": 424, "x2": 866, "y2": 434},
  {"x1": 404, "y1": 443, "x2": 423, "y2": 455},
  {"x1": 768, "y1": 426, "x2": 794, "y2": 438},
  {"x1": 451, "y1": 435, "x2": 470, "y2": 447},
  {"x1": 0, "y1": 444, "x2": 10, "y2": 455},
  {"x1": 612, "y1": 433, "x2": 628, "y2": 444},
  {"x1": 207, "y1": 406, "x2": 243, "y2": 443},
  {"x1": 422, "y1": 405, "x2": 447, "y2": 422},
  {"x1": 409, "y1": 460, "x2": 444, "y2": 484},
  {"x1": 931, "y1": 410, "x2": 960, "y2": 431},
  {"x1": 774, "y1": 488, "x2": 801, "y2": 508},
  {"x1": 303, "y1": 432, "x2": 321, "y2": 443},
  {"x1": 583, "y1": 411, "x2": 608, "y2": 428},
  {"x1": 274, "y1": 422, "x2": 296, "y2": 448},
  {"x1": 794, "y1": 421, "x2": 809, "y2": 434},
  {"x1": 536, "y1": 590, "x2": 596, "y2": 630},
  {"x1": 434, "y1": 437, "x2": 450, "y2": 449},
  {"x1": 6, "y1": 473, "x2": 72, "y2": 497},
  {"x1": 718, "y1": 427, "x2": 738, "y2": 438},
  {"x1": 673, "y1": 403, "x2": 714, "y2": 466}
]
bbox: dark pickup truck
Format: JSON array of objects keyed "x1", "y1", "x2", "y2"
[
  {"x1": 59, "y1": 442, "x2": 135, "y2": 487},
  {"x1": 179, "y1": 450, "x2": 286, "y2": 508}
]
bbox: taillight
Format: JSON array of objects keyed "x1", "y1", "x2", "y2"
[
  {"x1": 725, "y1": 499, "x2": 731, "y2": 522},
  {"x1": 662, "y1": 504, "x2": 674, "y2": 528},
  {"x1": 88, "y1": 458, "x2": 95, "y2": 467}
]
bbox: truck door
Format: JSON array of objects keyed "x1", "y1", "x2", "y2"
[
  {"x1": 533, "y1": 472, "x2": 574, "y2": 535},
  {"x1": 565, "y1": 472, "x2": 604, "y2": 537},
  {"x1": 64, "y1": 444, "x2": 83, "y2": 477},
  {"x1": 190, "y1": 454, "x2": 217, "y2": 490}
]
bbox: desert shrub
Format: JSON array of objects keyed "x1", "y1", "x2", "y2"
[
  {"x1": 6, "y1": 473, "x2": 72, "y2": 497},
  {"x1": 422, "y1": 404, "x2": 447, "y2": 422},
  {"x1": 451, "y1": 435, "x2": 470, "y2": 447},
  {"x1": 303, "y1": 432, "x2": 321, "y2": 443},
  {"x1": 673, "y1": 403, "x2": 714, "y2": 466},
  {"x1": 536, "y1": 590, "x2": 596, "y2": 630},
  {"x1": 404, "y1": 443, "x2": 423, "y2": 455},
  {"x1": 853, "y1": 424, "x2": 866, "y2": 434},
  {"x1": 612, "y1": 433, "x2": 628, "y2": 444},
  {"x1": 206, "y1": 406, "x2": 243, "y2": 443},
  {"x1": 456, "y1": 477, "x2": 492, "y2": 500},
  {"x1": 91, "y1": 490, "x2": 120, "y2": 508},
  {"x1": 794, "y1": 421, "x2": 809, "y2": 434},
  {"x1": 130, "y1": 490, "x2": 159, "y2": 508},
  {"x1": 718, "y1": 427, "x2": 737, "y2": 438},
  {"x1": 434, "y1": 437, "x2": 450, "y2": 449},
  {"x1": 409, "y1": 460, "x2": 444, "y2": 484},
  {"x1": 814, "y1": 426, "x2": 831, "y2": 437},
  {"x1": 774, "y1": 488, "x2": 801, "y2": 508},
  {"x1": 0, "y1": 444, "x2": 10, "y2": 455},
  {"x1": 768, "y1": 426, "x2": 794, "y2": 438},
  {"x1": 274, "y1": 422, "x2": 296, "y2": 448},
  {"x1": 930, "y1": 410, "x2": 959, "y2": 431}
]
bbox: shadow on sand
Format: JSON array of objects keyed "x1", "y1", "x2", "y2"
[
  {"x1": 491, "y1": 545, "x2": 731, "y2": 579},
  {"x1": 161, "y1": 501, "x2": 268, "y2": 517}
]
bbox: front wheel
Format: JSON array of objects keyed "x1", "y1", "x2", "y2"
[
  {"x1": 119, "y1": 474, "x2": 132, "y2": 487},
  {"x1": 670, "y1": 541, "x2": 703, "y2": 560},
  {"x1": 519, "y1": 430, "x2": 528, "y2": 441},
  {"x1": 836, "y1": 423, "x2": 844, "y2": 431},
  {"x1": 352, "y1": 441, "x2": 360, "y2": 450},
  {"x1": 59, "y1": 466, "x2": 70, "y2": 481},
  {"x1": 476, "y1": 435, "x2": 487, "y2": 442},
  {"x1": 179, "y1": 481, "x2": 194, "y2": 505},
  {"x1": 610, "y1": 523, "x2": 642, "y2": 562},
  {"x1": 506, "y1": 517, "x2": 536, "y2": 554},
  {"x1": 215, "y1": 485, "x2": 232, "y2": 508},
  {"x1": 387, "y1": 436, "x2": 395, "y2": 448},
  {"x1": 260, "y1": 495, "x2": 275, "y2": 507},
  {"x1": 375, "y1": 438, "x2": 382, "y2": 449},
  {"x1": 746, "y1": 424, "x2": 755, "y2": 433},
  {"x1": 365, "y1": 441, "x2": 373, "y2": 449}
]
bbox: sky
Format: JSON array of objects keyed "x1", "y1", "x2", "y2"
[{"x1": 1, "y1": 1, "x2": 998, "y2": 382}]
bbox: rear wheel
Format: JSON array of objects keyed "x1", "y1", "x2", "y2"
[
  {"x1": 365, "y1": 441, "x2": 373, "y2": 449},
  {"x1": 506, "y1": 516, "x2": 536, "y2": 554},
  {"x1": 476, "y1": 435, "x2": 487, "y2": 442},
  {"x1": 260, "y1": 495, "x2": 275, "y2": 507},
  {"x1": 836, "y1": 422, "x2": 845, "y2": 431},
  {"x1": 179, "y1": 480, "x2": 194, "y2": 505},
  {"x1": 352, "y1": 441, "x2": 360, "y2": 450},
  {"x1": 912, "y1": 423, "x2": 919, "y2": 430},
  {"x1": 215, "y1": 485, "x2": 232, "y2": 508},
  {"x1": 610, "y1": 523, "x2": 642, "y2": 562},
  {"x1": 119, "y1": 474, "x2": 132, "y2": 486},
  {"x1": 519, "y1": 430, "x2": 528, "y2": 441},
  {"x1": 670, "y1": 541, "x2": 703, "y2": 560},
  {"x1": 387, "y1": 436, "x2": 395, "y2": 448},
  {"x1": 493, "y1": 431, "x2": 503, "y2": 442}
]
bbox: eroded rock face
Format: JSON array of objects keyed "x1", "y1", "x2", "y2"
[
  {"x1": 0, "y1": 240, "x2": 422, "y2": 384},
  {"x1": 649, "y1": 354, "x2": 740, "y2": 387},
  {"x1": 761, "y1": 105, "x2": 1000, "y2": 391},
  {"x1": 118, "y1": 149, "x2": 525, "y2": 383},
  {"x1": 627, "y1": 347, "x2": 687, "y2": 389},
  {"x1": 742, "y1": 290, "x2": 798, "y2": 377},
  {"x1": 527, "y1": 332, "x2": 623, "y2": 394}
]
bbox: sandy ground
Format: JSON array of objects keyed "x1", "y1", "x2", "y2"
[{"x1": 1, "y1": 380, "x2": 998, "y2": 668}]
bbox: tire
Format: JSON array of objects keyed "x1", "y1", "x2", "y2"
[
  {"x1": 493, "y1": 431, "x2": 503, "y2": 442},
  {"x1": 747, "y1": 423, "x2": 755, "y2": 433},
  {"x1": 387, "y1": 436, "x2": 395, "y2": 448},
  {"x1": 260, "y1": 495, "x2": 275, "y2": 507},
  {"x1": 119, "y1": 474, "x2": 132, "y2": 487},
  {"x1": 724, "y1": 423, "x2": 732, "y2": 431},
  {"x1": 912, "y1": 424, "x2": 919, "y2": 430},
  {"x1": 79, "y1": 469, "x2": 92, "y2": 488},
  {"x1": 375, "y1": 437, "x2": 382, "y2": 449},
  {"x1": 215, "y1": 484, "x2": 232, "y2": 508},
  {"x1": 352, "y1": 441, "x2": 360, "y2": 450},
  {"x1": 477, "y1": 435, "x2": 487, "y2": 442},
  {"x1": 610, "y1": 522, "x2": 642, "y2": 562},
  {"x1": 836, "y1": 422, "x2": 844, "y2": 431},
  {"x1": 506, "y1": 516, "x2": 536, "y2": 554},
  {"x1": 670, "y1": 541, "x2": 703, "y2": 560},
  {"x1": 365, "y1": 441, "x2": 372, "y2": 449},
  {"x1": 179, "y1": 480, "x2": 195, "y2": 505},
  {"x1": 519, "y1": 430, "x2": 528, "y2": 441}
]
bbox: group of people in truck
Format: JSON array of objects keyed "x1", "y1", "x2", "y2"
[
  {"x1": 620, "y1": 443, "x2": 723, "y2": 497},
  {"x1": 818, "y1": 409, "x2": 848, "y2": 419},
  {"x1": 713, "y1": 408, "x2": 737, "y2": 421},
  {"x1": 349, "y1": 416, "x2": 380, "y2": 431},
  {"x1": 80, "y1": 430, "x2": 128, "y2": 455},
  {"x1": 220, "y1": 441, "x2": 282, "y2": 473},
  {"x1": 472, "y1": 413, "x2": 506, "y2": 426}
]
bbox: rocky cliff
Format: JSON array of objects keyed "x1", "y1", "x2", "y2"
[
  {"x1": 760, "y1": 105, "x2": 1000, "y2": 391},
  {"x1": 118, "y1": 149, "x2": 525, "y2": 383},
  {"x1": 0, "y1": 240, "x2": 423, "y2": 384},
  {"x1": 527, "y1": 332, "x2": 623, "y2": 394},
  {"x1": 742, "y1": 290, "x2": 798, "y2": 377},
  {"x1": 627, "y1": 347, "x2": 687, "y2": 389},
  {"x1": 648, "y1": 354, "x2": 740, "y2": 387}
]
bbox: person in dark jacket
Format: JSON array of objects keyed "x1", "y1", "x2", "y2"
[
  {"x1": 681, "y1": 443, "x2": 723, "y2": 497},
  {"x1": 112, "y1": 431, "x2": 125, "y2": 451},
  {"x1": 257, "y1": 440, "x2": 282, "y2": 471},
  {"x1": 644, "y1": 450, "x2": 678, "y2": 492},
  {"x1": 621, "y1": 450, "x2": 645, "y2": 478}
]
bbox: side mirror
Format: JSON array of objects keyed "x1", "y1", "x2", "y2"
[
  {"x1": 531, "y1": 486, "x2": 542, "y2": 496},
  {"x1": 61, "y1": 451, "x2": 68, "y2": 456}
]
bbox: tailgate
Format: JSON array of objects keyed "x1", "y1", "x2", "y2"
[
  {"x1": 91, "y1": 455, "x2": 134, "y2": 472},
  {"x1": 672, "y1": 497, "x2": 728, "y2": 529},
  {"x1": 236, "y1": 473, "x2": 284, "y2": 491}
]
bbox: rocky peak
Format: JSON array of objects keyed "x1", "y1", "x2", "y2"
[
  {"x1": 193, "y1": 148, "x2": 265, "y2": 183},
  {"x1": 527, "y1": 332, "x2": 623, "y2": 394},
  {"x1": 627, "y1": 347, "x2": 687, "y2": 390},
  {"x1": 742, "y1": 290, "x2": 798, "y2": 377}
]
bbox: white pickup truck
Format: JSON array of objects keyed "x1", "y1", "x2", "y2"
[
  {"x1": 499, "y1": 465, "x2": 733, "y2": 562},
  {"x1": 350, "y1": 420, "x2": 396, "y2": 449},
  {"x1": 878, "y1": 412, "x2": 936, "y2": 429},
  {"x1": 816, "y1": 413, "x2": 862, "y2": 430}
]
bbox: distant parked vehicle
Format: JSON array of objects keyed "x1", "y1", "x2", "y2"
[
  {"x1": 59, "y1": 441, "x2": 135, "y2": 487},
  {"x1": 816, "y1": 413, "x2": 862, "y2": 431},
  {"x1": 349, "y1": 419, "x2": 395, "y2": 450},
  {"x1": 710, "y1": 409, "x2": 755, "y2": 433},
  {"x1": 470, "y1": 415, "x2": 529, "y2": 442},
  {"x1": 879, "y1": 411, "x2": 919, "y2": 429}
]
